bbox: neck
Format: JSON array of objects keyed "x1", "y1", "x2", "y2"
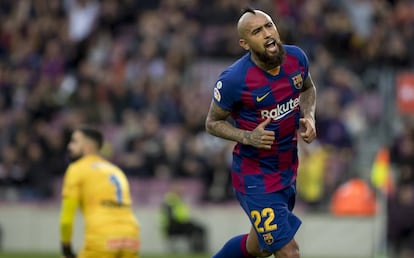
[{"x1": 83, "y1": 149, "x2": 99, "y2": 157}]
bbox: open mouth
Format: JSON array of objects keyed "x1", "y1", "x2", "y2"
[{"x1": 265, "y1": 39, "x2": 277, "y2": 52}]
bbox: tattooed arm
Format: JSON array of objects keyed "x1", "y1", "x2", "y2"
[
  {"x1": 205, "y1": 101, "x2": 275, "y2": 149},
  {"x1": 299, "y1": 74, "x2": 317, "y2": 143}
]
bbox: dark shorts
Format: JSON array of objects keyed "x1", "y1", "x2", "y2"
[{"x1": 235, "y1": 184, "x2": 301, "y2": 253}]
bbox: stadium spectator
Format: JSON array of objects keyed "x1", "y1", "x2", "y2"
[
  {"x1": 388, "y1": 121, "x2": 414, "y2": 258},
  {"x1": 160, "y1": 181, "x2": 207, "y2": 253}
]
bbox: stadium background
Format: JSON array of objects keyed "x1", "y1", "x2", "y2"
[{"x1": 0, "y1": 0, "x2": 413, "y2": 257}]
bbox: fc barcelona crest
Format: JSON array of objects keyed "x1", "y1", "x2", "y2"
[
  {"x1": 291, "y1": 73, "x2": 303, "y2": 89},
  {"x1": 263, "y1": 233, "x2": 274, "y2": 245}
]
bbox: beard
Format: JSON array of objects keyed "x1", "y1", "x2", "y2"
[{"x1": 252, "y1": 41, "x2": 286, "y2": 69}]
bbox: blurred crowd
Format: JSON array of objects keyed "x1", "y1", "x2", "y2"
[
  {"x1": 0, "y1": 0, "x2": 413, "y2": 207},
  {"x1": 387, "y1": 119, "x2": 414, "y2": 257}
]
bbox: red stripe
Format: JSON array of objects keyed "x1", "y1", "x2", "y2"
[
  {"x1": 241, "y1": 234, "x2": 254, "y2": 258},
  {"x1": 282, "y1": 53, "x2": 300, "y2": 74}
]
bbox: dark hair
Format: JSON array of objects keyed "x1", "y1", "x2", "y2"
[
  {"x1": 241, "y1": 7, "x2": 256, "y2": 16},
  {"x1": 77, "y1": 125, "x2": 104, "y2": 150}
]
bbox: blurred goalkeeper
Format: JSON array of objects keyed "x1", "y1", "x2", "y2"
[{"x1": 59, "y1": 125, "x2": 140, "y2": 258}]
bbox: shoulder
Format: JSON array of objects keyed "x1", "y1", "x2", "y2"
[
  {"x1": 213, "y1": 53, "x2": 253, "y2": 105},
  {"x1": 108, "y1": 162, "x2": 124, "y2": 175},
  {"x1": 99, "y1": 159, "x2": 126, "y2": 177},
  {"x1": 219, "y1": 53, "x2": 251, "y2": 82},
  {"x1": 65, "y1": 160, "x2": 81, "y2": 174},
  {"x1": 62, "y1": 162, "x2": 82, "y2": 185},
  {"x1": 284, "y1": 45, "x2": 307, "y2": 58},
  {"x1": 64, "y1": 157, "x2": 89, "y2": 177},
  {"x1": 284, "y1": 45, "x2": 309, "y2": 64}
]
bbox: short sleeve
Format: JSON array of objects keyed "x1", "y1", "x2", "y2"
[
  {"x1": 212, "y1": 69, "x2": 241, "y2": 111},
  {"x1": 296, "y1": 47, "x2": 310, "y2": 81}
]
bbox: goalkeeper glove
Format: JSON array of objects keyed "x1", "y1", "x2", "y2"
[{"x1": 61, "y1": 243, "x2": 76, "y2": 258}]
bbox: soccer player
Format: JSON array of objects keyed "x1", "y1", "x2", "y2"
[
  {"x1": 205, "y1": 8, "x2": 317, "y2": 258},
  {"x1": 60, "y1": 126, "x2": 140, "y2": 258}
]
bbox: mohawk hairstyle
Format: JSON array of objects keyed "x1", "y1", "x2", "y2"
[
  {"x1": 241, "y1": 7, "x2": 256, "y2": 16},
  {"x1": 77, "y1": 125, "x2": 104, "y2": 150}
]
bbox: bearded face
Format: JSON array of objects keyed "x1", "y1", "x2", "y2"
[
  {"x1": 251, "y1": 40, "x2": 286, "y2": 68},
  {"x1": 238, "y1": 11, "x2": 286, "y2": 69},
  {"x1": 67, "y1": 130, "x2": 85, "y2": 161}
]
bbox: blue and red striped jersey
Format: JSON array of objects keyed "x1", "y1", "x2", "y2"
[{"x1": 212, "y1": 45, "x2": 309, "y2": 194}]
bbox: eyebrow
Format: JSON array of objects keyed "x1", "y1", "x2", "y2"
[{"x1": 250, "y1": 21, "x2": 273, "y2": 34}]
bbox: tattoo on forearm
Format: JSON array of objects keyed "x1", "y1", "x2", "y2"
[
  {"x1": 300, "y1": 77, "x2": 316, "y2": 120},
  {"x1": 206, "y1": 102, "x2": 249, "y2": 144},
  {"x1": 209, "y1": 120, "x2": 247, "y2": 143}
]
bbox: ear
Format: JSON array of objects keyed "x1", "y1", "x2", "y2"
[{"x1": 239, "y1": 39, "x2": 249, "y2": 51}]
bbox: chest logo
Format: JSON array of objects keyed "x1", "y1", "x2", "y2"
[
  {"x1": 256, "y1": 91, "x2": 271, "y2": 102},
  {"x1": 292, "y1": 74, "x2": 303, "y2": 89}
]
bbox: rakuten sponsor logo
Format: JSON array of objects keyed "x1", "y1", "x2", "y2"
[{"x1": 261, "y1": 97, "x2": 299, "y2": 120}]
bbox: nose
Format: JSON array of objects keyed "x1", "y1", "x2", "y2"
[{"x1": 263, "y1": 27, "x2": 272, "y2": 38}]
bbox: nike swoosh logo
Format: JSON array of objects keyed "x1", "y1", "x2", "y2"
[{"x1": 256, "y1": 91, "x2": 271, "y2": 102}]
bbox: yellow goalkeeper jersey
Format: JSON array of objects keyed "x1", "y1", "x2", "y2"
[{"x1": 62, "y1": 154, "x2": 139, "y2": 237}]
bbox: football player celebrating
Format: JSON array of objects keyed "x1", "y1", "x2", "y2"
[{"x1": 205, "y1": 8, "x2": 317, "y2": 258}]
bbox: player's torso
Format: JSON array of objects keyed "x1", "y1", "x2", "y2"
[
  {"x1": 220, "y1": 47, "x2": 307, "y2": 193},
  {"x1": 232, "y1": 53, "x2": 304, "y2": 136},
  {"x1": 75, "y1": 157, "x2": 138, "y2": 233},
  {"x1": 224, "y1": 51, "x2": 306, "y2": 159}
]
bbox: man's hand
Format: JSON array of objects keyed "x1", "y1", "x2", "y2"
[
  {"x1": 244, "y1": 117, "x2": 275, "y2": 149},
  {"x1": 299, "y1": 117, "x2": 316, "y2": 143}
]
